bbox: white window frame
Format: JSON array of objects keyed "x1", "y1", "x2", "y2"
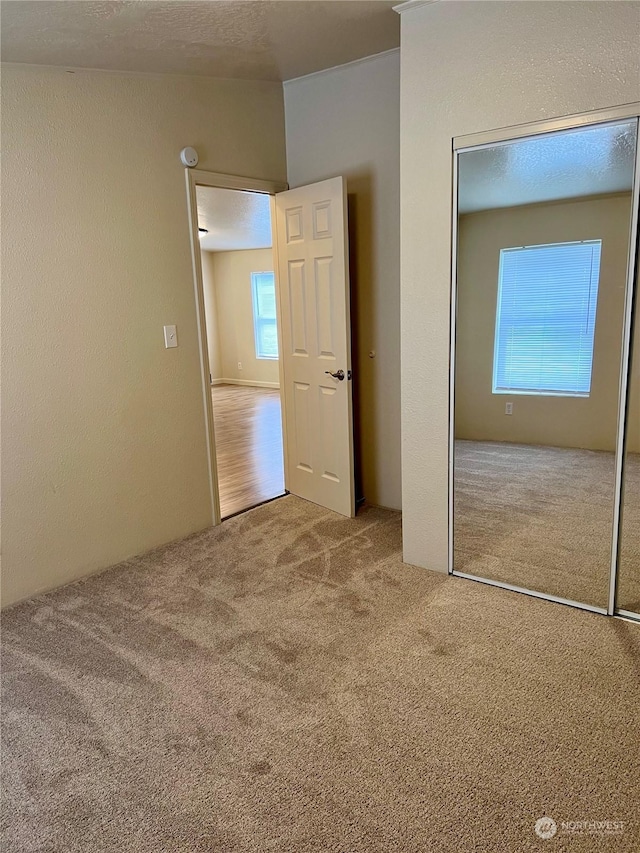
[{"x1": 251, "y1": 271, "x2": 278, "y2": 360}]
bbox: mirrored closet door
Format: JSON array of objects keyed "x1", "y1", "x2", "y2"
[{"x1": 451, "y1": 112, "x2": 640, "y2": 614}]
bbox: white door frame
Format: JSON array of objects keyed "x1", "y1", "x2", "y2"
[
  {"x1": 184, "y1": 169, "x2": 288, "y2": 526},
  {"x1": 448, "y1": 102, "x2": 640, "y2": 619}
]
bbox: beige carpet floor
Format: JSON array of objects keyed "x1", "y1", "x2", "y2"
[
  {"x1": 2, "y1": 496, "x2": 640, "y2": 852},
  {"x1": 454, "y1": 441, "x2": 640, "y2": 611}
]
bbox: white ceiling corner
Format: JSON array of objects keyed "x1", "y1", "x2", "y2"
[{"x1": 392, "y1": 0, "x2": 440, "y2": 16}]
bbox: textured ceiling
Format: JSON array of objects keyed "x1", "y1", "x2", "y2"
[
  {"x1": 0, "y1": 0, "x2": 399, "y2": 81},
  {"x1": 458, "y1": 120, "x2": 638, "y2": 214},
  {"x1": 196, "y1": 186, "x2": 272, "y2": 252}
]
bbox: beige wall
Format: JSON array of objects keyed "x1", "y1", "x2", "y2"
[
  {"x1": 1, "y1": 65, "x2": 286, "y2": 606},
  {"x1": 455, "y1": 194, "x2": 636, "y2": 452},
  {"x1": 284, "y1": 50, "x2": 401, "y2": 509},
  {"x1": 400, "y1": 1, "x2": 640, "y2": 572},
  {"x1": 201, "y1": 251, "x2": 223, "y2": 382},
  {"x1": 208, "y1": 249, "x2": 279, "y2": 386}
]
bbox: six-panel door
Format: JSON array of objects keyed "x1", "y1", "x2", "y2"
[{"x1": 274, "y1": 176, "x2": 355, "y2": 517}]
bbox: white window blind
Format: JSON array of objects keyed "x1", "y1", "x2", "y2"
[
  {"x1": 492, "y1": 240, "x2": 602, "y2": 397},
  {"x1": 251, "y1": 271, "x2": 279, "y2": 359}
]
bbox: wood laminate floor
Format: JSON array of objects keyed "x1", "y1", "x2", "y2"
[{"x1": 211, "y1": 384, "x2": 285, "y2": 518}]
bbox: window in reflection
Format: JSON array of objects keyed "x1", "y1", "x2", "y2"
[{"x1": 493, "y1": 240, "x2": 601, "y2": 397}]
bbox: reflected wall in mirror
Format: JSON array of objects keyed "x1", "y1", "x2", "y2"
[
  {"x1": 453, "y1": 118, "x2": 638, "y2": 610},
  {"x1": 617, "y1": 292, "x2": 640, "y2": 615}
]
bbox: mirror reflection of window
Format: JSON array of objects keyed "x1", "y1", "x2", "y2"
[
  {"x1": 493, "y1": 241, "x2": 602, "y2": 397},
  {"x1": 453, "y1": 117, "x2": 638, "y2": 611}
]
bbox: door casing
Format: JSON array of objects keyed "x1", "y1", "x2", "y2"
[{"x1": 185, "y1": 169, "x2": 288, "y2": 526}]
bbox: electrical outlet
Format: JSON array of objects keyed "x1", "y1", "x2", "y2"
[
  {"x1": 238, "y1": 362, "x2": 243, "y2": 370},
  {"x1": 505, "y1": 402, "x2": 513, "y2": 415}
]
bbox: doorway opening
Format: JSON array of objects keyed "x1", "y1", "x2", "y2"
[
  {"x1": 186, "y1": 169, "x2": 355, "y2": 525},
  {"x1": 196, "y1": 184, "x2": 285, "y2": 519}
]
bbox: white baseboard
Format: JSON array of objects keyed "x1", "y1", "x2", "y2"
[{"x1": 211, "y1": 378, "x2": 280, "y2": 390}]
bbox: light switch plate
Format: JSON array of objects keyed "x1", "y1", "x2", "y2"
[{"x1": 164, "y1": 325, "x2": 178, "y2": 348}]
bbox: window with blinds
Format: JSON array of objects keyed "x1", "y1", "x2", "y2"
[
  {"x1": 492, "y1": 240, "x2": 602, "y2": 397},
  {"x1": 251, "y1": 271, "x2": 279, "y2": 359}
]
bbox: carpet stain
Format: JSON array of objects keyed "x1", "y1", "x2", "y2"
[
  {"x1": 264, "y1": 640, "x2": 298, "y2": 664},
  {"x1": 416, "y1": 628, "x2": 457, "y2": 656}
]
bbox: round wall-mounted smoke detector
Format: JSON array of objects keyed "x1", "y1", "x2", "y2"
[{"x1": 180, "y1": 147, "x2": 199, "y2": 168}]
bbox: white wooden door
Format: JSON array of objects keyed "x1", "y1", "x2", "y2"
[{"x1": 274, "y1": 176, "x2": 355, "y2": 517}]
